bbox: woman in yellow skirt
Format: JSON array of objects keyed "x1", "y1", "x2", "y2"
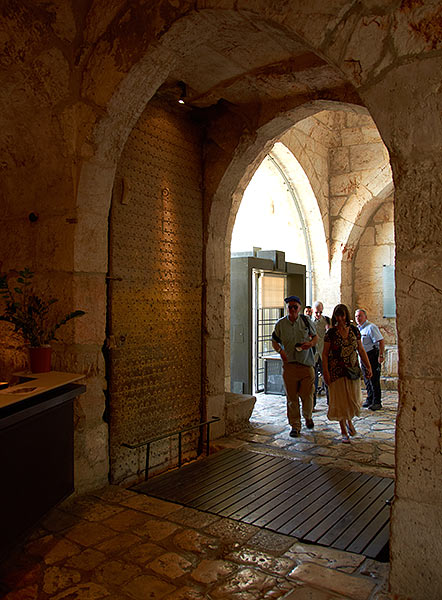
[{"x1": 322, "y1": 304, "x2": 372, "y2": 442}]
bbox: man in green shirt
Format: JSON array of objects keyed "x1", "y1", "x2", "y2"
[{"x1": 272, "y1": 295, "x2": 318, "y2": 437}]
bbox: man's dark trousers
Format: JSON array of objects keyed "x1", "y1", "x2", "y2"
[{"x1": 361, "y1": 347, "x2": 381, "y2": 406}]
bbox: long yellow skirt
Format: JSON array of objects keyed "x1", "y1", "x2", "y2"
[{"x1": 327, "y1": 376, "x2": 361, "y2": 421}]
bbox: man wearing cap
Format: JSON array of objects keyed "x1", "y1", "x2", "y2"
[
  {"x1": 355, "y1": 308, "x2": 385, "y2": 411},
  {"x1": 272, "y1": 295, "x2": 318, "y2": 437}
]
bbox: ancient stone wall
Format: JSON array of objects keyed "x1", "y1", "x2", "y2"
[
  {"x1": 108, "y1": 99, "x2": 203, "y2": 484},
  {"x1": 354, "y1": 199, "x2": 396, "y2": 343},
  {"x1": 328, "y1": 112, "x2": 391, "y2": 309},
  {"x1": 353, "y1": 199, "x2": 397, "y2": 383}
]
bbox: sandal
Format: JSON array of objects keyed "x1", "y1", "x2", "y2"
[
  {"x1": 341, "y1": 435, "x2": 350, "y2": 443},
  {"x1": 347, "y1": 422, "x2": 356, "y2": 436}
]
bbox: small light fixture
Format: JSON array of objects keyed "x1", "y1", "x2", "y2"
[{"x1": 178, "y1": 81, "x2": 186, "y2": 104}]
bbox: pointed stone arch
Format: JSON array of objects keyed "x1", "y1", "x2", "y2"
[
  {"x1": 339, "y1": 183, "x2": 395, "y2": 309},
  {"x1": 204, "y1": 100, "x2": 375, "y2": 417},
  {"x1": 269, "y1": 142, "x2": 329, "y2": 304}
]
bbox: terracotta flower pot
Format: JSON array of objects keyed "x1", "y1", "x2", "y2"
[{"x1": 29, "y1": 346, "x2": 52, "y2": 373}]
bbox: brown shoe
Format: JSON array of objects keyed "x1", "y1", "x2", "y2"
[{"x1": 305, "y1": 418, "x2": 314, "y2": 429}]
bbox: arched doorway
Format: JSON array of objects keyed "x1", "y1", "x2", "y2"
[
  {"x1": 229, "y1": 150, "x2": 319, "y2": 396},
  {"x1": 224, "y1": 108, "x2": 395, "y2": 395}
]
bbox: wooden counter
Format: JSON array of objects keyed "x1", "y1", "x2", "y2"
[{"x1": 0, "y1": 371, "x2": 86, "y2": 558}]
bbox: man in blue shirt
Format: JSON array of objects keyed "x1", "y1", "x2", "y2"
[
  {"x1": 355, "y1": 308, "x2": 385, "y2": 411},
  {"x1": 272, "y1": 295, "x2": 318, "y2": 437}
]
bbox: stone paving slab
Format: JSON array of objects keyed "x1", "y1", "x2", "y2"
[
  {"x1": 284, "y1": 543, "x2": 365, "y2": 573},
  {"x1": 282, "y1": 586, "x2": 350, "y2": 599},
  {"x1": 288, "y1": 563, "x2": 376, "y2": 600}
]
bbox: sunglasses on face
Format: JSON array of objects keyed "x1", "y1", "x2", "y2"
[{"x1": 288, "y1": 304, "x2": 300, "y2": 310}]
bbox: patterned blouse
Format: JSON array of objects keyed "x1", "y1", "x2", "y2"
[{"x1": 324, "y1": 325, "x2": 361, "y2": 383}]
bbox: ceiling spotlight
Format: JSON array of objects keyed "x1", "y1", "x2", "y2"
[{"x1": 178, "y1": 81, "x2": 186, "y2": 104}]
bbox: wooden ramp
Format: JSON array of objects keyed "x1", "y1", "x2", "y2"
[{"x1": 132, "y1": 448, "x2": 394, "y2": 560}]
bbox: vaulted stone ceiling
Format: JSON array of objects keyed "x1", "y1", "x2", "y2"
[
  {"x1": 164, "y1": 16, "x2": 358, "y2": 109},
  {"x1": 0, "y1": 1, "x2": 364, "y2": 212}
]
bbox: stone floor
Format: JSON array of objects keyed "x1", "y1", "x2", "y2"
[
  {"x1": 220, "y1": 390, "x2": 397, "y2": 480},
  {"x1": 0, "y1": 391, "x2": 397, "y2": 600}
]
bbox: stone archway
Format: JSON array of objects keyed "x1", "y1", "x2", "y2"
[
  {"x1": 204, "y1": 101, "x2": 365, "y2": 424},
  {"x1": 269, "y1": 142, "x2": 329, "y2": 305},
  {"x1": 71, "y1": 12, "x2": 361, "y2": 486},
  {"x1": 208, "y1": 102, "x2": 393, "y2": 414}
]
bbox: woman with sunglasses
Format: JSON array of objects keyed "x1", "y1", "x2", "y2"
[{"x1": 322, "y1": 304, "x2": 372, "y2": 442}]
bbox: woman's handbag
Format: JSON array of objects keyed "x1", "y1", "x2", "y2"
[{"x1": 346, "y1": 365, "x2": 361, "y2": 380}]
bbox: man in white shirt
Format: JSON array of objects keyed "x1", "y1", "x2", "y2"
[{"x1": 355, "y1": 308, "x2": 385, "y2": 411}]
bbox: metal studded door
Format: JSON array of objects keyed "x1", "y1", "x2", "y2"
[{"x1": 108, "y1": 99, "x2": 203, "y2": 484}]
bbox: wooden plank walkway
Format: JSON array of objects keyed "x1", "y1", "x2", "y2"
[{"x1": 132, "y1": 448, "x2": 394, "y2": 559}]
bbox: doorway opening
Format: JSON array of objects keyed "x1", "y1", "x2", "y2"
[{"x1": 230, "y1": 150, "x2": 312, "y2": 396}]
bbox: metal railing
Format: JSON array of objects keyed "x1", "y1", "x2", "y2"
[{"x1": 121, "y1": 416, "x2": 221, "y2": 480}]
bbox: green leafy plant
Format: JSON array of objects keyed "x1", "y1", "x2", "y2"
[{"x1": 0, "y1": 267, "x2": 85, "y2": 347}]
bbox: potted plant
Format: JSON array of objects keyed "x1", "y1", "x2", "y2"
[{"x1": 0, "y1": 267, "x2": 85, "y2": 373}]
